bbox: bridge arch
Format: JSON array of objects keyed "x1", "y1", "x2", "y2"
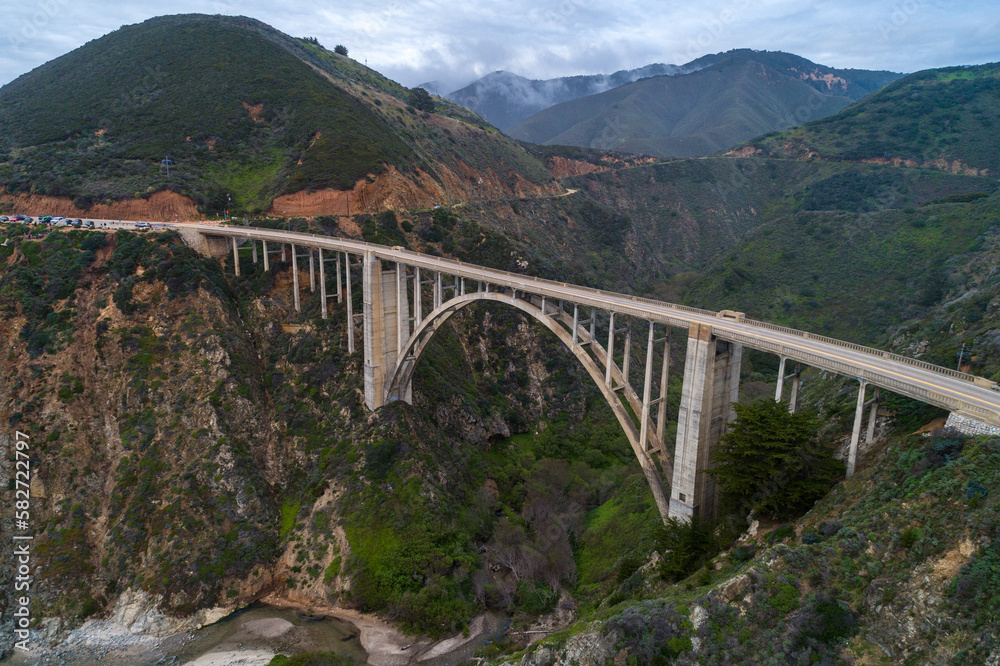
[{"x1": 382, "y1": 291, "x2": 672, "y2": 520}]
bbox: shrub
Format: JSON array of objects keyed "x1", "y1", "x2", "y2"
[
  {"x1": 767, "y1": 524, "x2": 796, "y2": 544},
  {"x1": 818, "y1": 520, "x2": 843, "y2": 538},
  {"x1": 900, "y1": 527, "x2": 922, "y2": 550},
  {"x1": 605, "y1": 600, "x2": 693, "y2": 664},
  {"x1": 616, "y1": 555, "x2": 642, "y2": 584},
  {"x1": 768, "y1": 580, "x2": 800, "y2": 614},
  {"x1": 792, "y1": 595, "x2": 858, "y2": 648},
  {"x1": 658, "y1": 517, "x2": 717, "y2": 582}
]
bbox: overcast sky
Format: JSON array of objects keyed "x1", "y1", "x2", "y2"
[{"x1": 2, "y1": 0, "x2": 998, "y2": 92}]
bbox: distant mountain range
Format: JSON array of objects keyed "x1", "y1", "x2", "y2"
[
  {"x1": 449, "y1": 50, "x2": 902, "y2": 159},
  {"x1": 445, "y1": 64, "x2": 694, "y2": 131}
]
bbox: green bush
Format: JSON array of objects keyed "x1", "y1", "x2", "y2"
[
  {"x1": 900, "y1": 526, "x2": 922, "y2": 550},
  {"x1": 658, "y1": 517, "x2": 717, "y2": 582}
]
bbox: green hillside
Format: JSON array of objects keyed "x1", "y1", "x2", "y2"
[
  {"x1": 0, "y1": 15, "x2": 552, "y2": 215},
  {"x1": 745, "y1": 63, "x2": 1000, "y2": 174},
  {"x1": 506, "y1": 51, "x2": 896, "y2": 158},
  {"x1": 676, "y1": 63, "x2": 1000, "y2": 352}
]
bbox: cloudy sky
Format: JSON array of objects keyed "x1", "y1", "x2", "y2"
[{"x1": 2, "y1": 0, "x2": 998, "y2": 91}]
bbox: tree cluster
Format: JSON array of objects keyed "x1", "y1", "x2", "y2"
[{"x1": 709, "y1": 399, "x2": 844, "y2": 519}]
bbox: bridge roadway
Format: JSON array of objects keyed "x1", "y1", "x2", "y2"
[{"x1": 168, "y1": 223, "x2": 1000, "y2": 428}]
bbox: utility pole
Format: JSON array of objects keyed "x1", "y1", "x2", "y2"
[{"x1": 957, "y1": 342, "x2": 967, "y2": 371}]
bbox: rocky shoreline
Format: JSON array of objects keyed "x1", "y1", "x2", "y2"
[{"x1": 2, "y1": 600, "x2": 508, "y2": 666}]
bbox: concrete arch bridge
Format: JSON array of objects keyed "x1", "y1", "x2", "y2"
[{"x1": 174, "y1": 223, "x2": 1000, "y2": 522}]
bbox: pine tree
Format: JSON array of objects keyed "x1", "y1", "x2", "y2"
[{"x1": 709, "y1": 400, "x2": 844, "y2": 519}]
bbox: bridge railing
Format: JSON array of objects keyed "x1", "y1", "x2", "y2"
[
  {"x1": 199, "y1": 224, "x2": 993, "y2": 390},
  {"x1": 739, "y1": 317, "x2": 985, "y2": 384}
]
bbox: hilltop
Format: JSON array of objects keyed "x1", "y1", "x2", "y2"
[
  {"x1": 0, "y1": 15, "x2": 557, "y2": 219},
  {"x1": 507, "y1": 50, "x2": 900, "y2": 158}
]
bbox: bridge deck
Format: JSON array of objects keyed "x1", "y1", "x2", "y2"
[{"x1": 176, "y1": 223, "x2": 1000, "y2": 427}]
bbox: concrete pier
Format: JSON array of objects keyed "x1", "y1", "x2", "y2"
[
  {"x1": 670, "y1": 323, "x2": 742, "y2": 521},
  {"x1": 847, "y1": 380, "x2": 868, "y2": 477},
  {"x1": 291, "y1": 244, "x2": 300, "y2": 311}
]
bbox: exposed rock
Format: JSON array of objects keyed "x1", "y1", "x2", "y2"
[
  {"x1": 690, "y1": 604, "x2": 708, "y2": 632},
  {"x1": 712, "y1": 573, "x2": 752, "y2": 605},
  {"x1": 554, "y1": 629, "x2": 618, "y2": 666}
]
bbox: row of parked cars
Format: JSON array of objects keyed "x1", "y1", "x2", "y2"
[{"x1": 0, "y1": 215, "x2": 95, "y2": 228}]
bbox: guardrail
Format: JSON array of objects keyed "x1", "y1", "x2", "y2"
[{"x1": 190, "y1": 224, "x2": 993, "y2": 391}]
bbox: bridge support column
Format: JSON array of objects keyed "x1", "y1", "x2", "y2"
[
  {"x1": 605, "y1": 313, "x2": 616, "y2": 386},
  {"x1": 775, "y1": 357, "x2": 786, "y2": 402},
  {"x1": 847, "y1": 380, "x2": 868, "y2": 478},
  {"x1": 670, "y1": 324, "x2": 742, "y2": 522},
  {"x1": 395, "y1": 265, "x2": 412, "y2": 404},
  {"x1": 309, "y1": 250, "x2": 316, "y2": 293},
  {"x1": 232, "y1": 237, "x2": 240, "y2": 277},
  {"x1": 656, "y1": 330, "x2": 671, "y2": 470},
  {"x1": 346, "y1": 254, "x2": 355, "y2": 354},
  {"x1": 336, "y1": 253, "x2": 343, "y2": 303},
  {"x1": 363, "y1": 254, "x2": 411, "y2": 409},
  {"x1": 252, "y1": 239, "x2": 257, "y2": 264},
  {"x1": 319, "y1": 249, "x2": 328, "y2": 320},
  {"x1": 866, "y1": 387, "x2": 880, "y2": 445},
  {"x1": 263, "y1": 240, "x2": 269, "y2": 271},
  {"x1": 414, "y1": 267, "x2": 422, "y2": 325},
  {"x1": 788, "y1": 367, "x2": 801, "y2": 413},
  {"x1": 639, "y1": 322, "x2": 656, "y2": 460},
  {"x1": 622, "y1": 326, "x2": 632, "y2": 385},
  {"x1": 363, "y1": 253, "x2": 387, "y2": 410},
  {"x1": 291, "y1": 244, "x2": 300, "y2": 311}
]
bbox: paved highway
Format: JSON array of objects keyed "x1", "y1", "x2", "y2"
[{"x1": 47, "y1": 220, "x2": 1000, "y2": 426}]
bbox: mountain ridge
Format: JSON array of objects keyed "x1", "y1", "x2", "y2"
[
  {"x1": 445, "y1": 63, "x2": 694, "y2": 130},
  {"x1": 506, "y1": 50, "x2": 901, "y2": 158}
]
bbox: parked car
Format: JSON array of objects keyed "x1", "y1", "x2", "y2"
[
  {"x1": 83, "y1": 220, "x2": 94, "y2": 228},
  {"x1": 39, "y1": 215, "x2": 53, "y2": 223},
  {"x1": 0, "y1": 216, "x2": 8, "y2": 222},
  {"x1": 70, "y1": 219, "x2": 82, "y2": 227},
  {"x1": 135, "y1": 221, "x2": 151, "y2": 230}
]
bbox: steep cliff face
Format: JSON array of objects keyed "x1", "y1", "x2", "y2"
[
  {"x1": 0, "y1": 224, "x2": 643, "y2": 657},
  {"x1": 0, "y1": 229, "x2": 284, "y2": 635}
]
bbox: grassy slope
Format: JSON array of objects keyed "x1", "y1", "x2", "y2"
[
  {"x1": 745, "y1": 63, "x2": 1000, "y2": 173},
  {"x1": 0, "y1": 16, "x2": 416, "y2": 209},
  {"x1": 0, "y1": 15, "x2": 552, "y2": 215},
  {"x1": 685, "y1": 168, "x2": 999, "y2": 343}
]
